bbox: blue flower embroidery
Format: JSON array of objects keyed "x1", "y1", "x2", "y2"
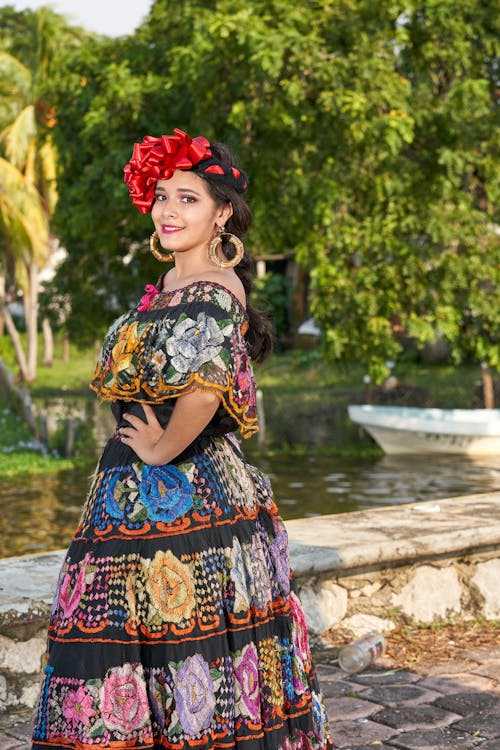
[{"x1": 139, "y1": 464, "x2": 193, "y2": 522}]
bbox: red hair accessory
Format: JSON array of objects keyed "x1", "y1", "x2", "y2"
[
  {"x1": 124, "y1": 128, "x2": 248, "y2": 213},
  {"x1": 124, "y1": 129, "x2": 211, "y2": 214}
]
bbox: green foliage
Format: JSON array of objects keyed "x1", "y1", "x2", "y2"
[
  {"x1": 4, "y1": 0, "x2": 496, "y2": 381},
  {"x1": 252, "y1": 272, "x2": 289, "y2": 334}
]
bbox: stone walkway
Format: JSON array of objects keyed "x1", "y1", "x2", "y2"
[
  {"x1": 1, "y1": 646, "x2": 499, "y2": 750},
  {"x1": 319, "y1": 643, "x2": 500, "y2": 750}
]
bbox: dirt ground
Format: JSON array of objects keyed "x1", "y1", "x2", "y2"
[{"x1": 319, "y1": 619, "x2": 500, "y2": 671}]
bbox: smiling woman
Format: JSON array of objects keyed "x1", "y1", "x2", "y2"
[{"x1": 30, "y1": 128, "x2": 333, "y2": 750}]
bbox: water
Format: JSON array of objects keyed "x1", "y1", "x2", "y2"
[{"x1": 1, "y1": 452, "x2": 500, "y2": 559}]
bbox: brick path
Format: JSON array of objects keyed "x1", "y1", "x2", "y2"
[{"x1": 1, "y1": 646, "x2": 499, "y2": 750}]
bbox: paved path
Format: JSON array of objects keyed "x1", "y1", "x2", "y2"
[{"x1": 1, "y1": 645, "x2": 499, "y2": 750}]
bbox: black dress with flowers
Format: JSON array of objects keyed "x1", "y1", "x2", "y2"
[{"x1": 32, "y1": 281, "x2": 332, "y2": 750}]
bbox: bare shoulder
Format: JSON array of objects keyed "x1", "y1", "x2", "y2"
[{"x1": 203, "y1": 270, "x2": 246, "y2": 309}]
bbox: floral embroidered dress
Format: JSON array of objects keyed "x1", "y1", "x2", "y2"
[{"x1": 32, "y1": 281, "x2": 332, "y2": 750}]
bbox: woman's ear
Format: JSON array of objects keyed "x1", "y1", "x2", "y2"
[{"x1": 219, "y1": 201, "x2": 233, "y2": 226}]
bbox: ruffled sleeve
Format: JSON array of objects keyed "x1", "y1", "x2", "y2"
[{"x1": 90, "y1": 281, "x2": 258, "y2": 438}]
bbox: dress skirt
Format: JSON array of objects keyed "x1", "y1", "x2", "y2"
[{"x1": 32, "y1": 429, "x2": 332, "y2": 750}]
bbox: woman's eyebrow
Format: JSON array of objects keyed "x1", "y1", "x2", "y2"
[
  {"x1": 176, "y1": 187, "x2": 202, "y2": 196},
  {"x1": 154, "y1": 186, "x2": 202, "y2": 196}
]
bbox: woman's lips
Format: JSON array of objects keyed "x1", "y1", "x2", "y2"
[{"x1": 161, "y1": 225, "x2": 183, "y2": 234}]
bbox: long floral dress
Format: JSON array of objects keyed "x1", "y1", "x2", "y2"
[{"x1": 32, "y1": 280, "x2": 333, "y2": 750}]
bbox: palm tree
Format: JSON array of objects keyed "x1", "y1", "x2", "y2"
[{"x1": 0, "y1": 10, "x2": 60, "y2": 382}]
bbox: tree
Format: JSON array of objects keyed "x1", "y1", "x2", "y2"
[
  {"x1": 0, "y1": 7, "x2": 84, "y2": 380},
  {"x1": 46, "y1": 0, "x2": 499, "y2": 380}
]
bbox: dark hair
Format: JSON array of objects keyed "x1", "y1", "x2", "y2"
[{"x1": 200, "y1": 142, "x2": 274, "y2": 363}]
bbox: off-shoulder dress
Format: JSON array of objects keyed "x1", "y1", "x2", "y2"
[{"x1": 32, "y1": 280, "x2": 333, "y2": 750}]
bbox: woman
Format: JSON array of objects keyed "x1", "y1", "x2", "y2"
[{"x1": 32, "y1": 129, "x2": 333, "y2": 750}]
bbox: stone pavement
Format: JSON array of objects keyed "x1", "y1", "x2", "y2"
[
  {"x1": 318, "y1": 643, "x2": 500, "y2": 750},
  {"x1": 0, "y1": 645, "x2": 499, "y2": 750}
]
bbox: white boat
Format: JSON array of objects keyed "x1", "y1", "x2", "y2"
[{"x1": 348, "y1": 405, "x2": 500, "y2": 455}]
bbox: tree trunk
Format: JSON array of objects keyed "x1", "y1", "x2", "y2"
[
  {"x1": 481, "y1": 363, "x2": 494, "y2": 409},
  {"x1": 0, "y1": 275, "x2": 5, "y2": 337},
  {"x1": 63, "y1": 334, "x2": 70, "y2": 361},
  {"x1": 24, "y1": 259, "x2": 39, "y2": 382},
  {"x1": 42, "y1": 316, "x2": 54, "y2": 366},
  {"x1": 0, "y1": 300, "x2": 29, "y2": 382}
]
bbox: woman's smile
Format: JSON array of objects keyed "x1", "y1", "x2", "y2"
[{"x1": 161, "y1": 224, "x2": 183, "y2": 234}]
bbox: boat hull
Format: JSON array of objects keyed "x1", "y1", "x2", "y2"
[{"x1": 348, "y1": 405, "x2": 500, "y2": 456}]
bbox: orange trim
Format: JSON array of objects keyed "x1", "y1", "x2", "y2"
[
  {"x1": 156, "y1": 517, "x2": 191, "y2": 533},
  {"x1": 48, "y1": 610, "x2": 284, "y2": 646},
  {"x1": 118, "y1": 523, "x2": 151, "y2": 536},
  {"x1": 75, "y1": 505, "x2": 272, "y2": 544},
  {"x1": 90, "y1": 373, "x2": 258, "y2": 439}
]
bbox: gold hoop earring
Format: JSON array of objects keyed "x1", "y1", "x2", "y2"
[
  {"x1": 149, "y1": 231, "x2": 174, "y2": 263},
  {"x1": 208, "y1": 232, "x2": 244, "y2": 268}
]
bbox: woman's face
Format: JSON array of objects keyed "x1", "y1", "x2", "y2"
[{"x1": 151, "y1": 170, "x2": 231, "y2": 255}]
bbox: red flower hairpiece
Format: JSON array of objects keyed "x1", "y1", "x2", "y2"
[
  {"x1": 123, "y1": 129, "x2": 212, "y2": 214},
  {"x1": 124, "y1": 128, "x2": 248, "y2": 213}
]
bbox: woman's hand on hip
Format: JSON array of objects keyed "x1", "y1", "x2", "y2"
[{"x1": 119, "y1": 404, "x2": 167, "y2": 464}]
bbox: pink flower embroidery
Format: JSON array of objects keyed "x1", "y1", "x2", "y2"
[
  {"x1": 234, "y1": 643, "x2": 261, "y2": 721},
  {"x1": 237, "y1": 368, "x2": 256, "y2": 407},
  {"x1": 137, "y1": 284, "x2": 159, "y2": 312},
  {"x1": 62, "y1": 685, "x2": 96, "y2": 727},
  {"x1": 59, "y1": 554, "x2": 91, "y2": 620},
  {"x1": 171, "y1": 291, "x2": 183, "y2": 305},
  {"x1": 289, "y1": 592, "x2": 312, "y2": 664},
  {"x1": 100, "y1": 663, "x2": 149, "y2": 735}
]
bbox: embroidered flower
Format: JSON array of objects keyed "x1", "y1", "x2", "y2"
[
  {"x1": 237, "y1": 368, "x2": 256, "y2": 407},
  {"x1": 59, "y1": 554, "x2": 91, "y2": 620},
  {"x1": 151, "y1": 349, "x2": 167, "y2": 371},
  {"x1": 170, "y1": 290, "x2": 184, "y2": 305},
  {"x1": 270, "y1": 529, "x2": 291, "y2": 596},
  {"x1": 166, "y1": 312, "x2": 227, "y2": 373},
  {"x1": 111, "y1": 322, "x2": 141, "y2": 374},
  {"x1": 233, "y1": 643, "x2": 261, "y2": 721},
  {"x1": 144, "y1": 550, "x2": 195, "y2": 623},
  {"x1": 137, "y1": 284, "x2": 159, "y2": 312},
  {"x1": 62, "y1": 685, "x2": 96, "y2": 727},
  {"x1": 290, "y1": 730, "x2": 315, "y2": 750},
  {"x1": 100, "y1": 663, "x2": 149, "y2": 735},
  {"x1": 173, "y1": 654, "x2": 215, "y2": 736},
  {"x1": 139, "y1": 464, "x2": 193, "y2": 523},
  {"x1": 105, "y1": 468, "x2": 146, "y2": 524},
  {"x1": 289, "y1": 592, "x2": 311, "y2": 664}
]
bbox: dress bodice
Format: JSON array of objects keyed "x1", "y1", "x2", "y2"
[{"x1": 90, "y1": 280, "x2": 258, "y2": 439}]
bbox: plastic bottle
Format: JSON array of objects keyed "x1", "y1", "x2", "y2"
[{"x1": 338, "y1": 632, "x2": 385, "y2": 673}]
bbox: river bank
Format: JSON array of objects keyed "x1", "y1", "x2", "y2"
[{"x1": 0, "y1": 340, "x2": 495, "y2": 474}]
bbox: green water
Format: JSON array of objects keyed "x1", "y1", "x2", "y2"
[{"x1": 1, "y1": 452, "x2": 499, "y2": 559}]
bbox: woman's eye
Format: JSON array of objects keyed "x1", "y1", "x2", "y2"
[
  {"x1": 180, "y1": 195, "x2": 196, "y2": 203},
  {"x1": 154, "y1": 194, "x2": 166, "y2": 202}
]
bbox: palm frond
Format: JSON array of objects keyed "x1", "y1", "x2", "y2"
[
  {"x1": 0, "y1": 105, "x2": 36, "y2": 169},
  {"x1": 0, "y1": 157, "x2": 50, "y2": 266},
  {"x1": 37, "y1": 137, "x2": 58, "y2": 214},
  {"x1": 0, "y1": 52, "x2": 31, "y2": 108}
]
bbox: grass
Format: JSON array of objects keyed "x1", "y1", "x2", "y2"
[
  {"x1": 0, "y1": 393, "x2": 84, "y2": 476},
  {"x1": 255, "y1": 350, "x2": 484, "y2": 408}
]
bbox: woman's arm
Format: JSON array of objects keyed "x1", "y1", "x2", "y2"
[{"x1": 119, "y1": 390, "x2": 221, "y2": 465}]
